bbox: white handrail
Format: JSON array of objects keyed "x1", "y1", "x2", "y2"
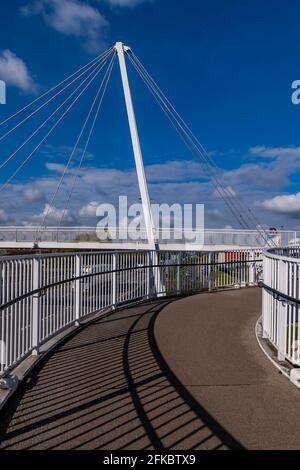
[
  {"x1": 0, "y1": 248, "x2": 261, "y2": 376},
  {"x1": 0, "y1": 227, "x2": 297, "y2": 248},
  {"x1": 262, "y1": 247, "x2": 300, "y2": 366}
]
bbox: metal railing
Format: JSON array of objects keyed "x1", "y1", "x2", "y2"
[
  {"x1": 0, "y1": 249, "x2": 262, "y2": 376},
  {"x1": 0, "y1": 226, "x2": 297, "y2": 248},
  {"x1": 262, "y1": 247, "x2": 300, "y2": 366}
]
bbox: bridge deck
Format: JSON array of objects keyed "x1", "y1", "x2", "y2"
[{"x1": 0, "y1": 289, "x2": 300, "y2": 450}]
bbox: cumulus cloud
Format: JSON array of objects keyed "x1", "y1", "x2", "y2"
[
  {"x1": 213, "y1": 185, "x2": 238, "y2": 199},
  {"x1": 0, "y1": 50, "x2": 39, "y2": 94},
  {"x1": 224, "y1": 144, "x2": 300, "y2": 191},
  {"x1": 23, "y1": 188, "x2": 46, "y2": 203},
  {"x1": 144, "y1": 160, "x2": 206, "y2": 183},
  {"x1": 45, "y1": 162, "x2": 68, "y2": 173},
  {"x1": 260, "y1": 193, "x2": 300, "y2": 218},
  {"x1": 0, "y1": 208, "x2": 11, "y2": 223},
  {"x1": 232, "y1": 146, "x2": 300, "y2": 194},
  {"x1": 203, "y1": 209, "x2": 228, "y2": 223},
  {"x1": 224, "y1": 162, "x2": 288, "y2": 189},
  {"x1": 30, "y1": 203, "x2": 74, "y2": 224},
  {"x1": 21, "y1": 0, "x2": 109, "y2": 53},
  {"x1": 4, "y1": 144, "x2": 300, "y2": 228},
  {"x1": 79, "y1": 201, "x2": 99, "y2": 218},
  {"x1": 0, "y1": 158, "x2": 211, "y2": 226},
  {"x1": 250, "y1": 146, "x2": 300, "y2": 159}
]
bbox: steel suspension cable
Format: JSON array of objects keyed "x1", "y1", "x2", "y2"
[
  {"x1": 0, "y1": 48, "x2": 113, "y2": 144},
  {"x1": 0, "y1": 52, "x2": 113, "y2": 195},
  {"x1": 130, "y1": 52, "x2": 274, "y2": 246},
  {"x1": 42, "y1": 53, "x2": 116, "y2": 229},
  {"x1": 129, "y1": 53, "x2": 274, "y2": 246},
  {"x1": 0, "y1": 47, "x2": 113, "y2": 129},
  {"x1": 129, "y1": 54, "x2": 251, "y2": 225},
  {"x1": 0, "y1": 52, "x2": 112, "y2": 172},
  {"x1": 58, "y1": 53, "x2": 116, "y2": 228},
  {"x1": 128, "y1": 54, "x2": 250, "y2": 230}
]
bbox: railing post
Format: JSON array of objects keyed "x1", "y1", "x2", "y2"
[
  {"x1": 150, "y1": 250, "x2": 165, "y2": 297},
  {"x1": 147, "y1": 251, "x2": 152, "y2": 299},
  {"x1": 112, "y1": 252, "x2": 117, "y2": 309},
  {"x1": 32, "y1": 257, "x2": 40, "y2": 356},
  {"x1": 277, "y1": 260, "x2": 288, "y2": 361},
  {"x1": 262, "y1": 255, "x2": 268, "y2": 339},
  {"x1": 75, "y1": 254, "x2": 81, "y2": 326},
  {"x1": 249, "y1": 251, "x2": 255, "y2": 286},
  {"x1": 277, "y1": 301, "x2": 287, "y2": 362},
  {"x1": 177, "y1": 252, "x2": 181, "y2": 294},
  {"x1": 208, "y1": 252, "x2": 212, "y2": 292},
  {"x1": 262, "y1": 291, "x2": 267, "y2": 339}
]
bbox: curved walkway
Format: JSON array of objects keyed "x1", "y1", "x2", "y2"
[{"x1": 0, "y1": 288, "x2": 300, "y2": 450}]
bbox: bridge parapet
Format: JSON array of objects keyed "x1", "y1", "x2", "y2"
[
  {"x1": 0, "y1": 248, "x2": 262, "y2": 382},
  {"x1": 0, "y1": 227, "x2": 297, "y2": 250},
  {"x1": 262, "y1": 246, "x2": 300, "y2": 369}
]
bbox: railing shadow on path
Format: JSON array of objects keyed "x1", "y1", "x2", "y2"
[{"x1": 0, "y1": 298, "x2": 244, "y2": 450}]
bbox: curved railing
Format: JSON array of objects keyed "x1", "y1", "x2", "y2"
[
  {"x1": 0, "y1": 249, "x2": 262, "y2": 378},
  {"x1": 262, "y1": 247, "x2": 300, "y2": 365}
]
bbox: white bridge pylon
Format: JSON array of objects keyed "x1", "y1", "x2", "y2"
[
  {"x1": 115, "y1": 42, "x2": 157, "y2": 251},
  {"x1": 115, "y1": 43, "x2": 163, "y2": 295}
]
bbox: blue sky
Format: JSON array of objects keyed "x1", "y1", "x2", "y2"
[{"x1": 0, "y1": 0, "x2": 300, "y2": 227}]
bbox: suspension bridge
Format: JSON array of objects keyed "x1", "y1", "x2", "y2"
[{"x1": 0, "y1": 43, "x2": 299, "y2": 450}]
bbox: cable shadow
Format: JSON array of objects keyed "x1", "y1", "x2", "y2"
[{"x1": 0, "y1": 296, "x2": 245, "y2": 450}]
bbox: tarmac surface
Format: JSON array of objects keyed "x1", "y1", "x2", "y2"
[{"x1": 1, "y1": 288, "x2": 300, "y2": 450}]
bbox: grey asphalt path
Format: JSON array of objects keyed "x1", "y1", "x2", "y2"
[
  {"x1": 155, "y1": 288, "x2": 300, "y2": 450},
  {"x1": 0, "y1": 288, "x2": 299, "y2": 450}
]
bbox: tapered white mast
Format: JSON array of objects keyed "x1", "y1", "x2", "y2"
[{"x1": 114, "y1": 42, "x2": 156, "y2": 249}]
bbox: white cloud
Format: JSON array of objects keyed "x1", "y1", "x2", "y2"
[
  {"x1": 250, "y1": 146, "x2": 300, "y2": 159},
  {"x1": 230, "y1": 146, "x2": 300, "y2": 192},
  {"x1": 45, "y1": 162, "x2": 67, "y2": 173},
  {"x1": 30, "y1": 203, "x2": 74, "y2": 224},
  {"x1": 224, "y1": 162, "x2": 289, "y2": 189},
  {"x1": 260, "y1": 193, "x2": 300, "y2": 218},
  {"x1": 21, "y1": 0, "x2": 109, "y2": 53},
  {"x1": 205, "y1": 208, "x2": 226, "y2": 222},
  {"x1": 0, "y1": 158, "x2": 210, "y2": 226},
  {"x1": 0, "y1": 208, "x2": 10, "y2": 223},
  {"x1": 79, "y1": 201, "x2": 99, "y2": 218},
  {"x1": 4, "y1": 145, "x2": 300, "y2": 228},
  {"x1": 213, "y1": 185, "x2": 238, "y2": 199},
  {"x1": 0, "y1": 50, "x2": 39, "y2": 94},
  {"x1": 146, "y1": 160, "x2": 206, "y2": 182},
  {"x1": 23, "y1": 188, "x2": 46, "y2": 203}
]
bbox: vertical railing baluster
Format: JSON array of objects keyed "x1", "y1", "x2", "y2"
[
  {"x1": 32, "y1": 257, "x2": 40, "y2": 356},
  {"x1": 277, "y1": 259, "x2": 288, "y2": 361},
  {"x1": 208, "y1": 252, "x2": 212, "y2": 292},
  {"x1": 112, "y1": 252, "x2": 117, "y2": 309},
  {"x1": 75, "y1": 254, "x2": 81, "y2": 326}
]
